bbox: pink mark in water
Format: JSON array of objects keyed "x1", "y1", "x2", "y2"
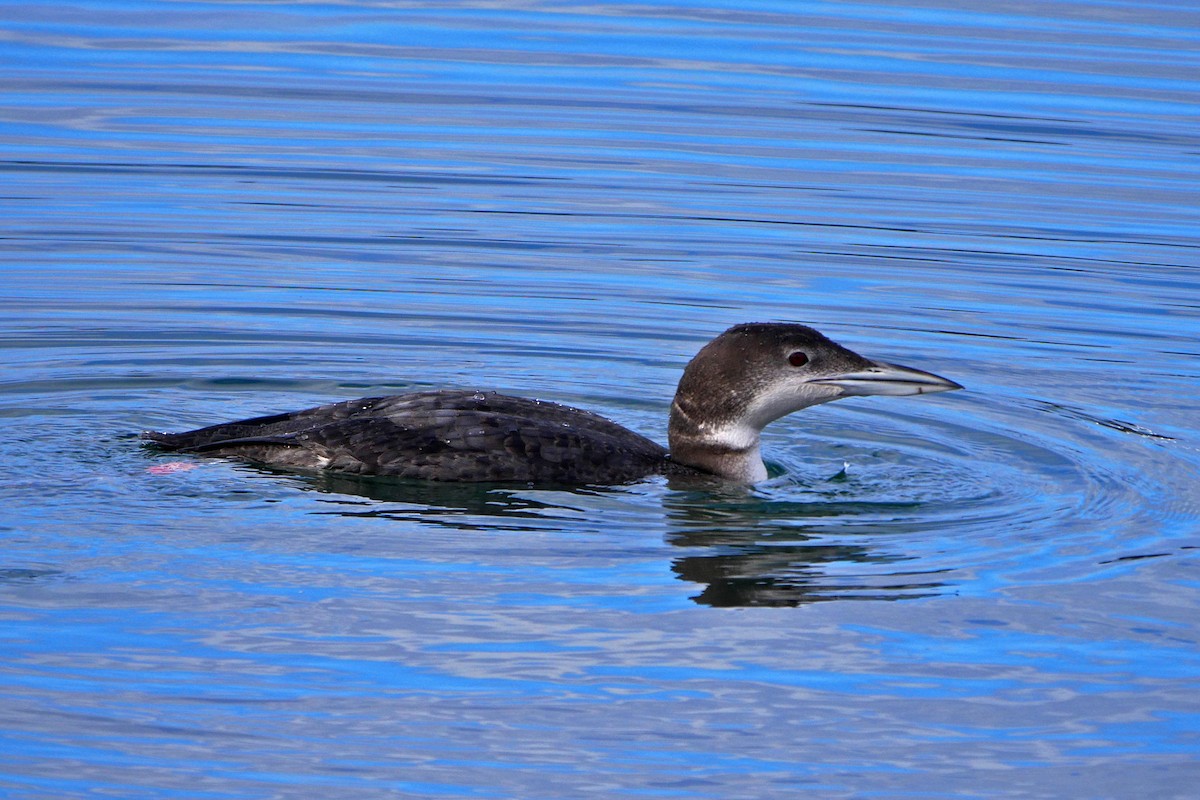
[{"x1": 147, "y1": 462, "x2": 199, "y2": 475}]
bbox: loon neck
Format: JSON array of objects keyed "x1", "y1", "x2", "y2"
[{"x1": 667, "y1": 397, "x2": 768, "y2": 483}]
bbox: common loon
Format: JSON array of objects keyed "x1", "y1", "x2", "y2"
[{"x1": 143, "y1": 323, "x2": 961, "y2": 484}]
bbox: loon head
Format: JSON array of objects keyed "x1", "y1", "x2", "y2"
[{"x1": 667, "y1": 322, "x2": 962, "y2": 483}]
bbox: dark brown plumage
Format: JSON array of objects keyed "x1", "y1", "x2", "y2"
[{"x1": 145, "y1": 390, "x2": 683, "y2": 484}]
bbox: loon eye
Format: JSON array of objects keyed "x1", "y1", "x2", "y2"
[{"x1": 787, "y1": 351, "x2": 809, "y2": 367}]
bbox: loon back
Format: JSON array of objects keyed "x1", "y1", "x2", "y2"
[{"x1": 144, "y1": 390, "x2": 678, "y2": 484}]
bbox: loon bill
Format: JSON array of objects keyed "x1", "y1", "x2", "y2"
[{"x1": 143, "y1": 322, "x2": 962, "y2": 485}]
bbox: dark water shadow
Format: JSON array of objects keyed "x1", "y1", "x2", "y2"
[
  {"x1": 297, "y1": 470, "x2": 596, "y2": 528},
  {"x1": 0, "y1": 567, "x2": 66, "y2": 584}
]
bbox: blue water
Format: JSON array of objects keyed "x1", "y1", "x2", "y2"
[{"x1": 3, "y1": 1, "x2": 1199, "y2": 797}]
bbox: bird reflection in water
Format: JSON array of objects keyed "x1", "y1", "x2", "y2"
[
  {"x1": 273, "y1": 470, "x2": 950, "y2": 607},
  {"x1": 662, "y1": 491, "x2": 949, "y2": 607}
]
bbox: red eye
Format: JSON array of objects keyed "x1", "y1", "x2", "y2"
[{"x1": 788, "y1": 351, "x2": 809, "y2": 367}]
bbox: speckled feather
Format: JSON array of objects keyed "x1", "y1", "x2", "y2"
[{"x1": 144, "y1": 390, "x2": 683, "y2": 484}]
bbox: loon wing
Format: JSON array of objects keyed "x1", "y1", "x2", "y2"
[
  {"x1": 144, "y1": 390, "x2": 670, "y2": 484},
  {"x1": 142, "y1": 396, "x2": 391, "y2": 450}
]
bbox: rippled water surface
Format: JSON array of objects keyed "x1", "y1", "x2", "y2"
[{"x1": 3, "y1": 1, "x2": 1199, "y2": 797}]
